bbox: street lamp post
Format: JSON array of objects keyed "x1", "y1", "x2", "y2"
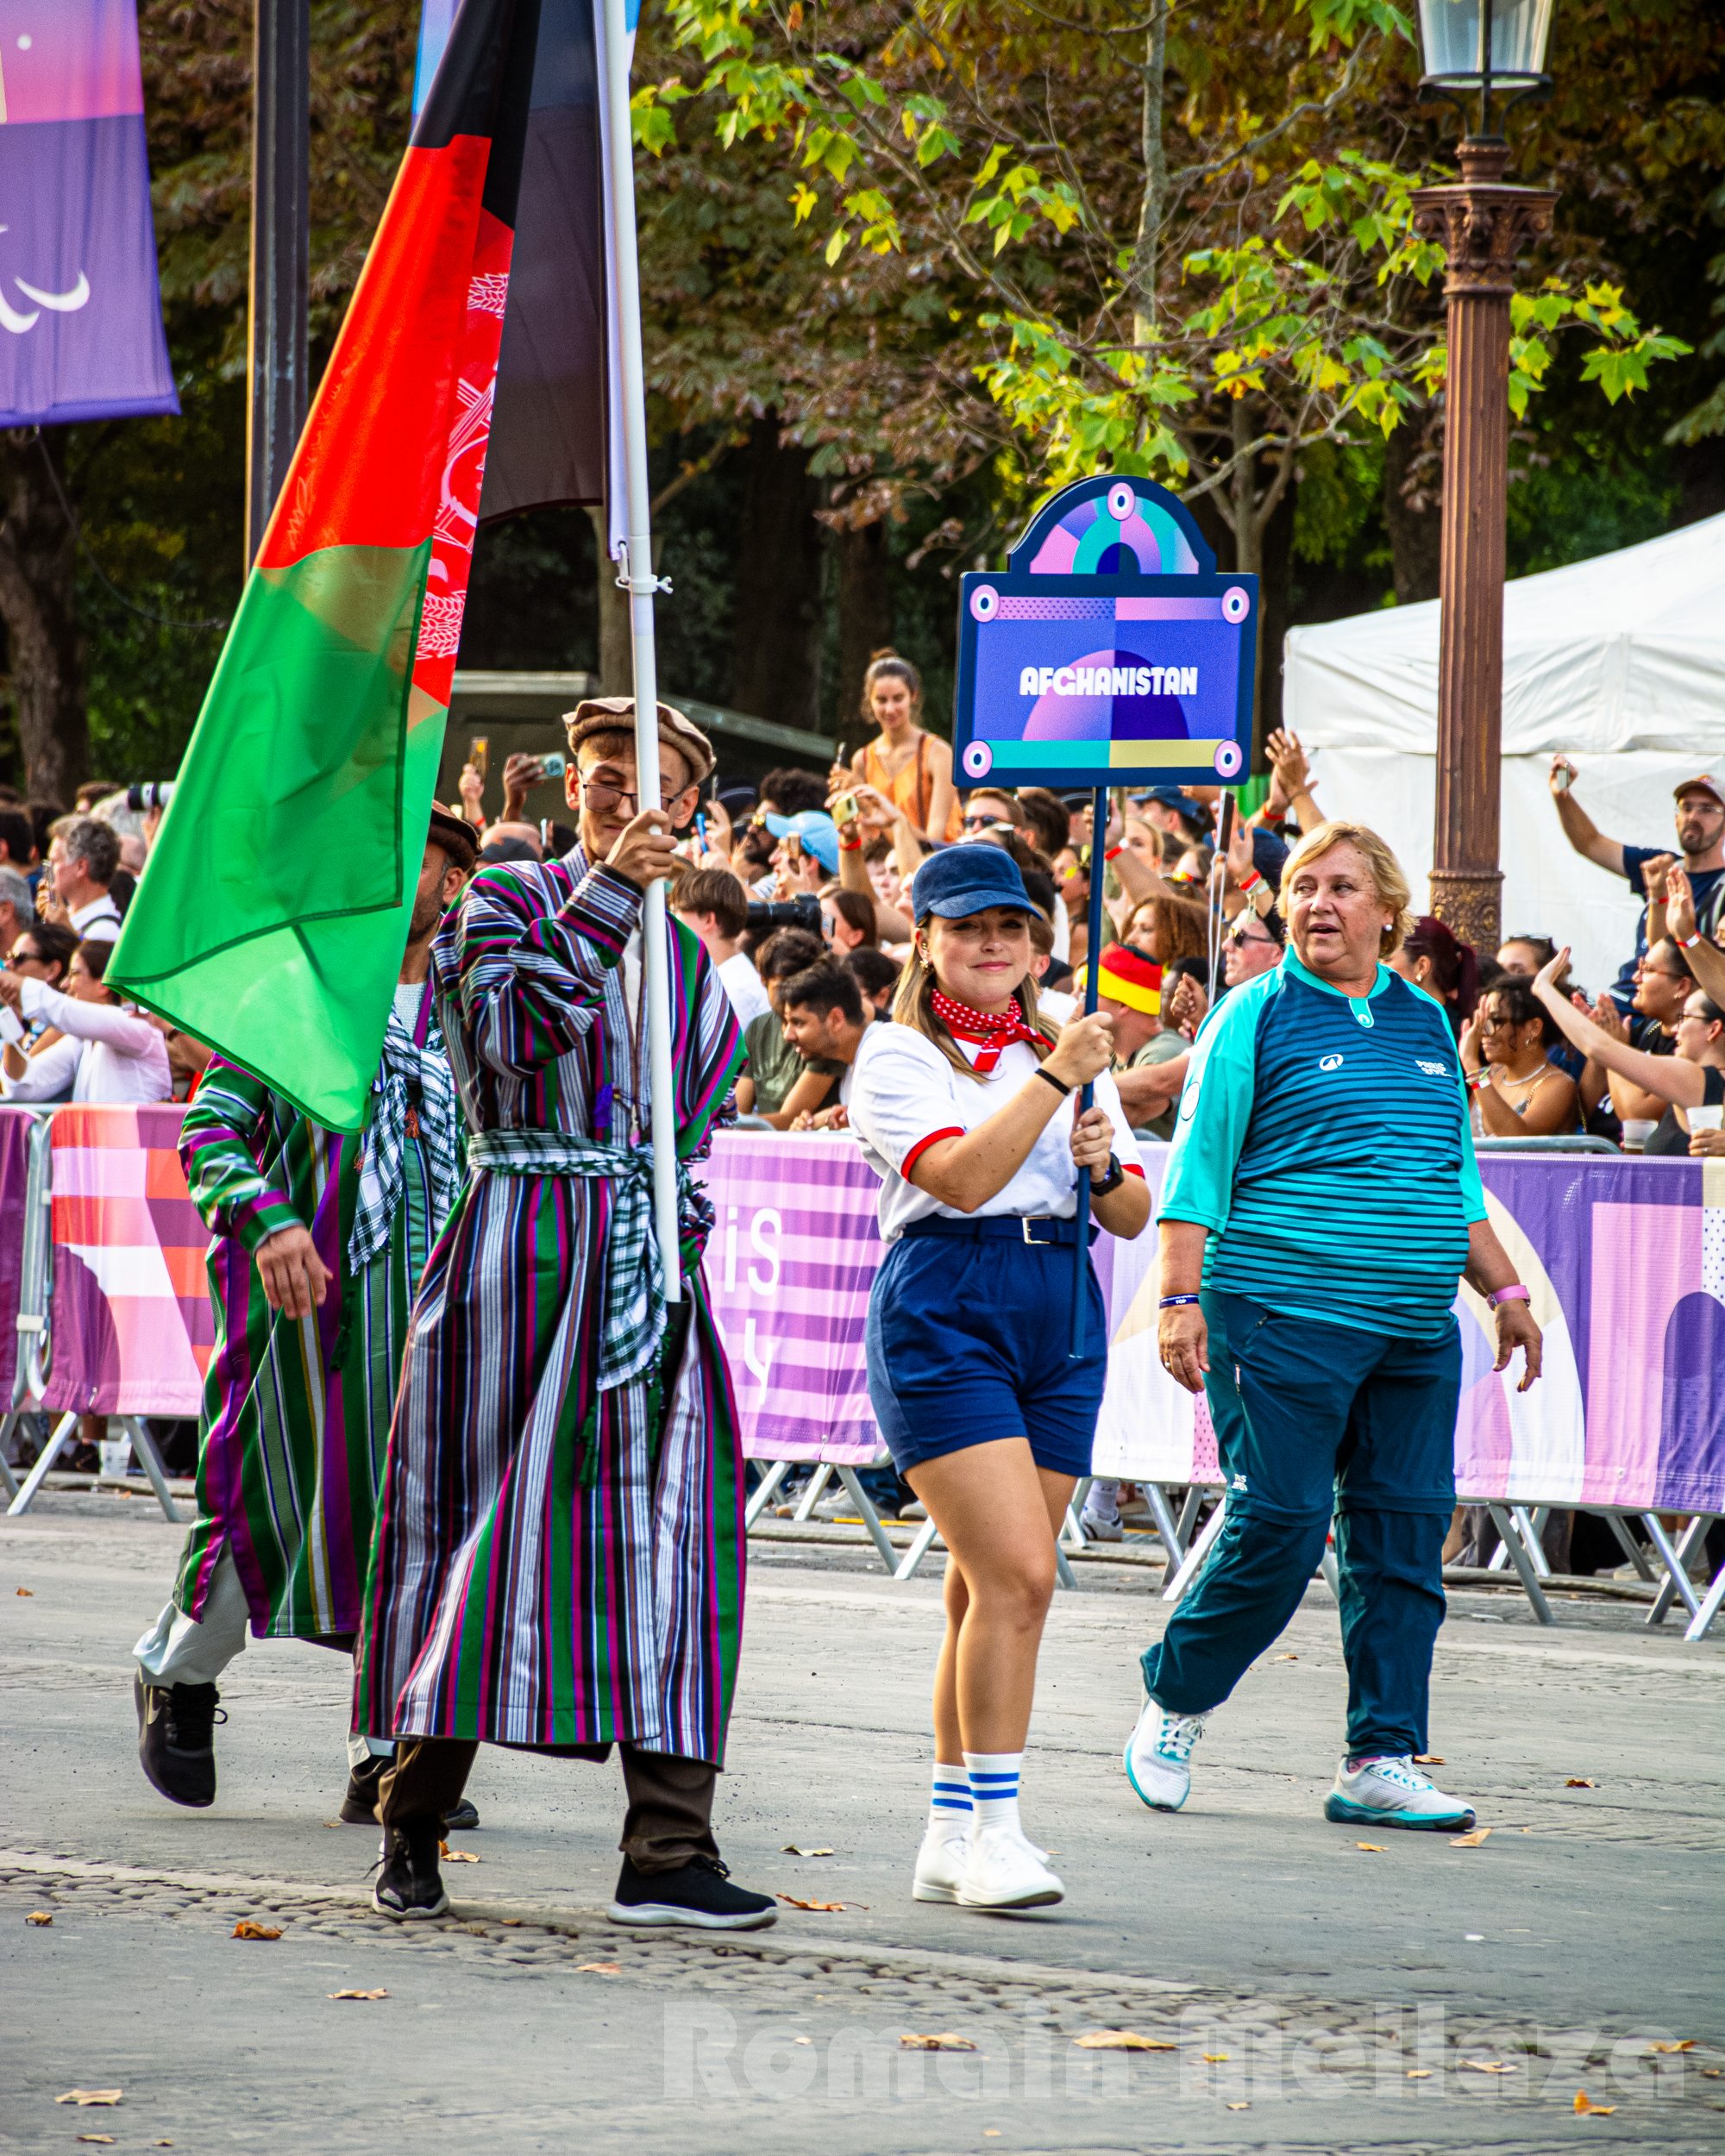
[{"x1": 1409, "y1": 0, "x2": 1558, "y2": 955}]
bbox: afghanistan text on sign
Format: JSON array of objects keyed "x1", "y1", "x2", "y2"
[{"x1": 952, "y1": 475, "x2": 1257, "y2": 793}]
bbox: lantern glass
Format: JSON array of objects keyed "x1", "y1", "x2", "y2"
[{"x1": 1417, "y1": 0, "x2": 1555, "y2": 85}]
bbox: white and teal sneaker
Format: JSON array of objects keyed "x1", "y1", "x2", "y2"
[
  {"x1": 1123, "y1": 1697, "x2": 1209, "y2": 1812},
  {"x1": 1323, "y1": 1754, "x2": 1476, "y2": 1833}
]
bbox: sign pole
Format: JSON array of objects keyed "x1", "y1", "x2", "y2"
[
  {"x1": 600, "y1": 0, "x2": 681, "y2": 1300},
  {"x1": 1070, "y1": 784, "x2": 1110, "y2": 1359}
]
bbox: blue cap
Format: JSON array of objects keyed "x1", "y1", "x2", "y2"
[
  {"x1": 911, "y1": 842, "x2": 1036, "y2": 922},
  {"x1": 1142, "y1": 784, "x2": 1201, "y2": 816},
  {"x1": 762, "y1": 810, "x2": 839, "y2": 873}
]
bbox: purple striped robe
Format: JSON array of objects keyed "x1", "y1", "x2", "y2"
[{"x1": 354, "y1": 849, "x2": 747, "y2": 1761}]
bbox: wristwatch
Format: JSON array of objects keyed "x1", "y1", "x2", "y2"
[{"x1": 1090, "y1": 1153, "x2": 1126, "y2": 1197}]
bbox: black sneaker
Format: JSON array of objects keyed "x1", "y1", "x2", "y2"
[
  {"x1": 338, "y1": 1752, "x2": 391, "y2": 1824},
  {"x1": 135, "y1": 1674, "x2": 223, "y2": 1808},
  {"x1": 608, "y1": 1854, "x2": 777, "y2": 1931},
  {"x1": 373, "y1": 1818, "x2": 448, "y2": 1921},
  {"x1": 445, "y1": 1797, "x2": 480, "y2": 1832}
]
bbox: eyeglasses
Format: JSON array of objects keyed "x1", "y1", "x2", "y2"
[
  {"x1": 1227, "y1": 926, "x2": 1273, "y2": 948},
  {"x1": 578, "y1": 774, "x2": 692, "y2": 813}
]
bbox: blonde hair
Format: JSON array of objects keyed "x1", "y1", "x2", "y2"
[
  {"x1": 1276, "y1": 820, "x2": 1415, "y2": 957},
  {"x1": 891, "y1": 925, "x2": 1055, "y2": 1084}
]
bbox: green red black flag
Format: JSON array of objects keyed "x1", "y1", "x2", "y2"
[{"x1": 110, "y1": 0, "x2": 613, "y2": 1129}]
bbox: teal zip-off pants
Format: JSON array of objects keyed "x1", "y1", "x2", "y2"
[{"x1": 1142, "y1": 1291, "x2": 1460, "y2": 1761}]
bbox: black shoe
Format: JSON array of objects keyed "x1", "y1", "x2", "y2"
[
  {"x1": 445, "y1": 1797, "x2": 480, "y2": 1832},
  {"x1": 609, "y1": 1854, "x2": 777, "y2": 1931},
  {"x1": 373, "y1": 1818, "x2": 448, "y2": 1922},
  {"x1": 135, "y1": 1674, "x2": 223, "y2": 1808},
  {"x1": 338, "y1": 1752, "x2": 392, "y2": 1824}
]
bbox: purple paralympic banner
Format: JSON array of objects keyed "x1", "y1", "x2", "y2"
[
  {"x1": 0, "y1": 1104, "x2": 34, "y2": 1401},
  {"x1": 0, "y1": 0, "x2": 178, "y2": 428},
  {"x1": 1094, "y1": 1150, "x2": 1725, "y2": 1514}
]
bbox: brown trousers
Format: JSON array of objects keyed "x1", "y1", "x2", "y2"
[{"x1": 377, "y1": 1738, "x2": 718, "y2": 1876}]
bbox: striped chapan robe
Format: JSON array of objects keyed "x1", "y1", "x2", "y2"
[
  {"x1": 354, "y1": 849, "x2": 746, "y2": 1764},
  {"x1": 172, "y1": 986, "x2": 456, "y2": 1640}
]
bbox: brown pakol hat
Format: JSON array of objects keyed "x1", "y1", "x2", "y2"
[{"x1": 563, "y1": 695, "x2": 716, "y2": 787}]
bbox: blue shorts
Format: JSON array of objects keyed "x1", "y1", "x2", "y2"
[{"x1": 864, "y1": 1218, "x2": 1106, "y2": 1477}]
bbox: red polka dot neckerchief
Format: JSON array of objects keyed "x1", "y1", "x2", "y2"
[{"x1": 929, "y1": 987, "x2": 1044, "y2": 1075}]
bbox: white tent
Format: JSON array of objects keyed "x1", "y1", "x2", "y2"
[{"x1": 1283, "y1": 513, "x2": 1725, "y2": 996}]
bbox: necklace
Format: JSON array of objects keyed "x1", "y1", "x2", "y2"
[{"x1": 1491, "y1": 1062, "x2": 1550, "y2": 1116}]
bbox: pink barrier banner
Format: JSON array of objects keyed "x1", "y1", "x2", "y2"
[
  {"x1": 43, "y1": 1104, "x2": 210, "y2": 1416},
  {"x1": 0, "y1": 1105, "x2": 36, "y2": 1400},
  {"x1": 35, "y1": 1113, "x2": 1725, "y2": 1507},
  {"x1": 1093, "y1": 1151, "x2": 1725, "y2": 1514}
]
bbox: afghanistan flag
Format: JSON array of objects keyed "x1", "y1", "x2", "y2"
[{"x1": 110, "y1": 0, "x2": 619, "y2": 1130}]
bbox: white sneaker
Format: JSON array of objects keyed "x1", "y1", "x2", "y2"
[
  {"x1": 912, "y1": 1820, "x2": 971, "y2": 1903},
  {"x1": 956, "y1": 1823, "x2": 1063, "y2": 1909},
  {"x1": 1123, "y1": 1696, "x2": 1208, "y2": 1812},
  {"x1": 1081, "y1": 1511, "x2": 1124, "y2": 1543},
  {"x1": 1324, "y1": 1753, "x2": 1476, "y2": 1833}
]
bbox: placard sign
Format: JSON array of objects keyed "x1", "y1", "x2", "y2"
[{"x1": 953, "y1": 475, "x2": 1257, "y2": 791}]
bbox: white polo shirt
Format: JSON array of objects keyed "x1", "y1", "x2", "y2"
[{"x1": 845, "y1": 1020, "x2": 1137, "y2": 1243}]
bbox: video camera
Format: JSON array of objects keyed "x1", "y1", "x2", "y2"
[
  {"x1": 126, "y1": 782, "x2": 175, "y2": 812},
  {"x1": 745, "y1": 895, "x2": 823, "y2": 938}
]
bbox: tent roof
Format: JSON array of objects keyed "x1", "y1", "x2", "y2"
[{"x1": 1285, "y1": 512, "x2": 1725, "y2": 757}]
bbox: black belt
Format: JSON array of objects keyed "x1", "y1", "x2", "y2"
[{"x1": 900, "y1": 1213, "x2": 1099, "y2": 1249}]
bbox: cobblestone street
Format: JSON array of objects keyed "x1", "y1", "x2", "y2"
[{"x1": 4, "y1": 1493, "x2": 1722, "y2": 2152}]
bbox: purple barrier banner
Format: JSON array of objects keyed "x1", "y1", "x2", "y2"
[
  {"x1": 0, "y1": 0, "x2": 179, "y2": 428},
  {"x1": 0, "y1": 1104, "x2": 36, "y2": 1401},
  {"x1": 1094, "y1": 1150, "x2": 1725, "y2": 1514}
]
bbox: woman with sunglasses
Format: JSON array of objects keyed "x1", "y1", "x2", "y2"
[
  {"x1": 0, "y1": 934, "x2": 170, "y2": 1104},
  {"x1": 1457, "y1": 975, "x2": 1580, "y2": 1137},
  {"x1": 1531, "y1": 948, "x2": 1723, "y2": 1156},
  {"x1": 0, "y1": 923, "x2": 79, "y2": 1097},
  {"x1": 847, "y1": 845, "x2": 1151, "y2": 1912}
]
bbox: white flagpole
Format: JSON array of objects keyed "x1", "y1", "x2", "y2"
[{"x1": 599, "y1": 0, "x2": 681, "y2": 1300}]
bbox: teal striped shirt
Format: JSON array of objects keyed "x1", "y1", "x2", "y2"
[{"x1": 1159, "y1": 951, "x2": 1486, "y2": 1338}]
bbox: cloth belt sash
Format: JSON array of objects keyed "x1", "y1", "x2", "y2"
[{"x1": 467, "y1": 1126, "x2": 704, "y2": 1394}]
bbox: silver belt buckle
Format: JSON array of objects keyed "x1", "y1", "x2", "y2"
[{"x1": 1021, "y1": 1215, "x2": 1057, "y2": 1247}]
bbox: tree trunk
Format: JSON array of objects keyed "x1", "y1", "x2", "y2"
[
  {"x1": 731, "y1": 411, "x2": 825, "y2": 732},
  {"x1": 1383, "y1": 412, "x2": 1443, "y2": 606},
  {"x1": 1126, "y1": 0, "x2": 1169, "y2": 350},
  {"x1": 0, "y1": 430, "x2": 87, "y2": 809},
  {"x1": 836, "y1": 521, "x2": 892, "y2": 751}
]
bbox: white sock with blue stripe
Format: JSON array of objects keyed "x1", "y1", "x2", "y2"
[
  {"x1": 964, "y1": 1751, "x2": 1023, "y2": 1835},
  {"x1": 929, "y1": 1761, "x2": 972, "y2": 1833}
]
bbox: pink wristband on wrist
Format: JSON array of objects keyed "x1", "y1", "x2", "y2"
[{"x1": 1487, "y1": 1284, "x2": 1532, "y2": 1310}]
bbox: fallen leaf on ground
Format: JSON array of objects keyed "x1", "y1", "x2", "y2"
[
  {"x1": 328, "y1": 1989, "x2": 389, "y2": 2001},
  {"x1": 232, "y1": 1920, "x2": 282, "y2": 1940},
  {"x1": 16, "y1": 1585, "x2": 33, "y2": 1595},
  {"x1": 776, "y1": 1894, "x2": 853, "y2": 1912},
  {"x1": 56, "y1": 2092, "x2": 122, "y2": 2107},
  {"x1": 1201, "y1": 2053, "x2": 1231, "y2": 2063},
  {"x1": 781, "y1": 1845, "x2": 835, "y2": 1856},
  {"x1": 1450, "y1": 1827, "x2": 1492, "y2": 1847},
  {"x1": 1461, "y1": 2060, "x2": 1518, "y2": 2074},
  {"x1": 793, "y1": 2036, "x2": 812, "y2": 2046},
  {"x1": 1565, "y1": 1777, "x2": 1596, "y2": 1789},
  {"x1": 1702, "y1": 2068, "x2": 1720, "y2": 2078},
  {"x1": 576, "y1": 1963, "x2": 621, "y2": 1975},
  {"x1": 74, "y1": 2137, "x2": 116, "y2": 2146},
  {"x1": 499, "y1": 1918, "x2": 523, "y2": 1927},
  {"x1": 1413, "y1": 1753, "x2": 1445, "y2": 1765},
  {"x1": 1273, "y1": 1652, "x2": 1297, "y2": 1661},
  {"x1": 985, "y1": 2130, "x2": 1002, "y2": 2137},
  {"x1": 1355, "y1": 1843, "x2": 1388, "y2": 1852},
  {"x1": 1648, "y1": 2040, "x2": 1696, "y2": 2054},
  {"x1": 26, "y1": 1911, "x2": 52, "y2": 1926},
  {"x1": 438, "y1": 1843, "x2": 480, "y2": 1863},
  {"x1": 900, "y1": 2034, "x2": 975, "y2": 2052},
  {"x1": 323, "y1": 1820, "x2": 341, "y2": 1827},
  {"x1": 1406, "y1": 2070, "x2": 1432, "y2": 2079},
  {"x1": 1573, "y1": 2090, "x2": 1615, "y2": 2115},
  {"x1": 1072, "y1": 2031, "x2": 1176, "y2": 2052},
  {"x1": 1226, "y1": 2102, "x2": 1250, "y2": 2110}
]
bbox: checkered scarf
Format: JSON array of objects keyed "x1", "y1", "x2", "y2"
[
  {"x1": 465, "y1": 1127, "x2": 713, "y2": 1392},
  {"x1": 348, "y1": 986, "x2": 461, "y2": 1271}
]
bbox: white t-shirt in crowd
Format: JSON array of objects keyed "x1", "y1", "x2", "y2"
[
  {"x1": 717, "y1": 950, "x2": 771, "y2": 1029},
  {"x1": 3, "y1": 979, "x2": 171, "y2": 1105},
  {"x1": 70, "y1": 892, "x2": 124, "y2": 940},
  {"x1": 1038, "y1": 986, "x2": 1076, "y2": 1025},
  {"x1": 844, "y1": 1020, "x2": 1134, "y2": 1243}
]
